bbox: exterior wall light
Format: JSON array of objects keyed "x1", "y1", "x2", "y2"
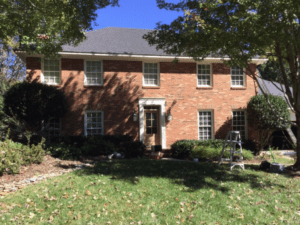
[
  {"x1": 133, "y1": 110, "x2": 138, "y2": 122},
  {"x1": 167, "y1": 111, "x2": 172, "y2": 121}
]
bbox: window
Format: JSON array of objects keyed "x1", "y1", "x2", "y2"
[
  {"x1": 43, "y1": 59, "x2": 60, "y2": 84},
  {"x1": 84, "y1": 111, "x2": 104, "y2": 135},
  {"x1": 231, "y1": 66, "x2": 245, "y2": 87},
  {"x1": 197, "y1": 64, "x2": 211, "y2": 87},
  {"x1": 85, "y1": 61, "x2": 103, "y2": 85},
  {"x1": 198, "y1": 111, "x2": 213, "y2": 140},
  {"x1": 143, "y1": 63, "x2": 159, "y2": 86},
  {"x1": 232, "y1": 111, "x2": 246, "y2": 140},
  {"x1": 43, "y1": 117, "x2": 60, "y2": 140},
  {"x1": 145, "y1": 112, "x2": 158, "y2": 134}
]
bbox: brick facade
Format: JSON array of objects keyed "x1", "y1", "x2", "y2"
[{"x1": 26, "y1": 57, "x2": 258, "y2": 149}]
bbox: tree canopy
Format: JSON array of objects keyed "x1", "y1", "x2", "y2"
[
  {"x1": 0, "y1": 0, "x2": 119, "y2": 58},
  {"x1": 144, "y1": 0, "x2": 300, "y2": 167},
  {"x1": 247, "y1": 94, "x2": 290, "y2": 152}
]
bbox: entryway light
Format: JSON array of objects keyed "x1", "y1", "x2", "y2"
[
  {"x1": 167, "y1": 111, "x2": 172, "y2": 121},
  {"x1": 133, "y1": 110, "x2": 138, "y2": 122}
]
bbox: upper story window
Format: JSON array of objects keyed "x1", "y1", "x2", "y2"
[
  {"x1": 84, "y1": 110, "x2": 104, "y2": 136},
  {"x1": 84, "y1": 61, "x2": 103, "y2": 86},
  {"x1": 197, "y1": 64, "x2": 212, "y2": 87},
  {"x1": 43, "y1": 59, "x2": 60, "y2": 85},
  {"x1": 231, "y1": 66, "x2": 245, "y2": 87},
  {"x1": 143, "y1": 63, "x2": 159, "y2": 86},
  {"x1": 232, "y1": 110, "x2": 247, "y2": 140}
]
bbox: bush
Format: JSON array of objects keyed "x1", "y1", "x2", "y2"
[
  {"x1": 3, "y1": 82, "x2": 68, "y2": 135},
  {"x1": 191, "y1": 146, "x2": 254, "y2": 160},
  {"x1": 121, "y1": 141, "x2": 146, "y2": 158},
  {"x1": 171, "y1": 140, "x2": 196, "y2": 158},
  {"x1": 0, "y1": 138, "x2": 45, "y2": 175},
  {"x1": 46, "y1": 135, "x2": 144, "y2": 159}
]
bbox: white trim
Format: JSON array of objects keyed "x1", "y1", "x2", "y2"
[
  {"x1": 41, "y1": 59, "x2": 61, "y2": 85},
  {"x1": 138, "y1": 98, "x2": 166, "y2": 149},
  {"x1": 197, "y1": 63, "x2": 212, "y2": 87},
  {"x1": 57, "y1": 52, "x2": 267, "y2": 62},
  {"x1": 232, "y1": 110, "x2": 247, "y2": 139},
  {"x1": 42, "y1": 117, "x2": 61, "y2": 138},
  {"x1": 84, "y1": 110, "x2": 104, "y2": 136},
  {"x1": 198, "y1": 110, "x2": 214, "y2": 140},
  {"x1": 230, "y1": 66, "x2": 246, "y2": 87},
  {"x1": 142, "y1": 62, "x2": 160, "y2": 87},
  {"x1": 84, "y1": 59, "x2": 104, "y2": 86}
]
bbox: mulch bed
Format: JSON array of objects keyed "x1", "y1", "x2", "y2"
[{"x1": 0, "y1": 155, "x2": 107, "y2": 196}]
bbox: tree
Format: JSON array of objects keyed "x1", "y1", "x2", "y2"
[
  {"x1": 247, "y1": 94, "x2": 290, "y2": 153},
  {"x1": 258, "y1": 60, "x2": 292, "y2": 86},
  {"x1": 0, "y1": 0, "x2": 119, "y2": 58},
  {"x1": 3, "y1": 82, "x2": 68, "y2": 140},
  {"x1": 0, "y1": 45, "x2": 26, "y2": 138},
  {"x1": 144, "y1": 0, "x2": 300, "y2": 169}
]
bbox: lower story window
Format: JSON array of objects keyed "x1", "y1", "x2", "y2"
[
  {"x1": 44, "y1": 117, "x2": 60, "y2": 139},
  {"x1": 232, "y1": 111, "x2": 246, "y2": 140},
  {"x1": 199, "y1": 111, "x2": 213, "y2": 140},
  {"x1": 85, "y1": 111, "x2": 104, "y2": 135}
]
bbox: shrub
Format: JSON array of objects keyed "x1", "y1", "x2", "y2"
[
  {"x1": 171, "y1": 140, "x2": 196, "y2": 158},
  {"x1": 3, "y1": 82, "x2": 68, "y2": 138},
  {"x1": 0, "y1": 138, "x2": 45, "y2": 175},
  {"x1": 191, "y1": 146, "x2": 254, "y2": 160},
  {"x1": 121, "y1": 141, "x2": 146, "y2": 158},
  {"x1": 46, "y1": 135, "x2": 143, "y2": 159}
]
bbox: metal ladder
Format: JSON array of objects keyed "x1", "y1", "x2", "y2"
[{"x1": 218, "y1": 131, "x2": 245, "y2": 171}]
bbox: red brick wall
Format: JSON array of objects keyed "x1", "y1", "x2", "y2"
[{"x1": 26, "y1": 57, "x2": 259, "y2": 148}]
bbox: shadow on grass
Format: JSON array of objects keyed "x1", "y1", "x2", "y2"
[{"x1": 73, "y1": 159, "x2": 286, "y2": 193}]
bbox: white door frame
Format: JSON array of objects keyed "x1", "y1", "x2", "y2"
[{"x1": 138, "y1": 98, "x2": 166, "y2": 149}]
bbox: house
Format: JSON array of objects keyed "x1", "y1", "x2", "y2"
[{"x1": 16, "y1": 27, "x2": 267, "y2": 151}]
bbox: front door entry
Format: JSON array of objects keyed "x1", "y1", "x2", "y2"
[{"x1": 144, "y1": 106, "x2": 161, "y2": 149}]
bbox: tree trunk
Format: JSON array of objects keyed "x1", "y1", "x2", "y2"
[{"x1": 294, "y1": 114, "x2": 300, "y2": 169}]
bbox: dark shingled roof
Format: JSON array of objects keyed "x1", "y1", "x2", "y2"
[{"x1": 62, "y1": 27, "x2": 169, "y2": 56}]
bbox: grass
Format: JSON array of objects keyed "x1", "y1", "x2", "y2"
[
  {"x1": 1, "y1": 159, "x2": 300, "y2": 224},
  {"x1": 256, "y1": 152, "x2": 295, "y2": 165}
]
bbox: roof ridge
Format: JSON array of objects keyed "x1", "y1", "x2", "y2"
[{"x1": 86, "y1": 27, "x2": 154, "y2": 33}]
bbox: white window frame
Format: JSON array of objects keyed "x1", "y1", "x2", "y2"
[
  {"x1": 230, "y1": 66, "x2": 245, "y2": 87},
  {"x1": 198, "y1": 110, "x2": 214, "y2": 140},
  {"x1": 42, "y1": 117, "x2": 61, "y2": 139},
  {"x1": 197, "y1": 64, "x2": 212, "y2": 87},
  {"x1": 143, "y1": 62, "x2": 160, "y2": 87},
  {"x1": 84, "y1": 110, "x2": 104, "y2": 136},
  {"x1": 84, "y1": 60, "x2": 103, "y2": 86},
  {"x1": 232, "y1": 110, "x2": 247, "y2": 139},
  {"x1": 41, "y1": 59, "x2": 61, "y2": 85}
]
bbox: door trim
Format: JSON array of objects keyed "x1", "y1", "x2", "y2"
[{"x1": 138, "y1": 98, "x2": 166, "y2": 149}]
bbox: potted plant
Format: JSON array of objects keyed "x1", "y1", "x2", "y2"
[
  {"x1": 191, "y1": 150, "x2": 199, "y2": 162},
  {"x1": 150, "y1": 145, "x2": 162, "y2": 160}
]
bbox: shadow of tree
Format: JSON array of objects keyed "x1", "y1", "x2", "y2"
[
  {"x1": 26, "y1": 68, "x2": 144, "y2": 139},
  {"x1": 77, "y1": 159, "x2": 285, "y2": 194},
  {"x1": 215, "y1": 117, "x2": 232, "y2": 139}
]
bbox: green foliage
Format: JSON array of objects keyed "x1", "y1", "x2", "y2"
[
  {"x1": 121, "y1": 141, "x2": 146, "y2": 158},
  {"x1": 46, "y1": 135, "x2": 145, "y2": 159},
  {"x1": 268, "y1": 147, "x2": 276, "y2": 163},
  {"x1": 1, "y1": 0, "x2": 119, "y2": 58},
  {"x1": 3, "y1": 82, "x2": 68, "y2": 133},
  {"x1": 171, "y1": 140, "x2": 196, "y2": 158},
  {"x1": 191, "y1": 146, "x2": 254, "y2": 160},
  {"x1": 0, "y1": 138, "x2": 45, "y2": 175},
  {"x1": 247, "y1": 94, "x2": 290, "y2": 130},
  {"x1": 258, "y1": 60, "x2": 292, "y2": 85},
  {"x1": 172, "y1": 139, "x2": 254, "y2": 159}
]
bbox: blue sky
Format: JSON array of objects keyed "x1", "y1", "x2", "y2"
[{"x1": 92, "y1": 0, "x2": 183, "y2": 30}]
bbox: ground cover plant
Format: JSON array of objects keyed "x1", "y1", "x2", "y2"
[{"x1": 1, "y1": 160, "x2": 300, "y2": 224}]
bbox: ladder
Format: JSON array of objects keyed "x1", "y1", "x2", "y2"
[{"x1": 218, "y1": 131, "x2": 244, "y2": 171}]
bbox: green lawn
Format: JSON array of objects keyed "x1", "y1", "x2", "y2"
[{"x1": 1, "y1": 159, "x2": 300, "y2": 224}]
